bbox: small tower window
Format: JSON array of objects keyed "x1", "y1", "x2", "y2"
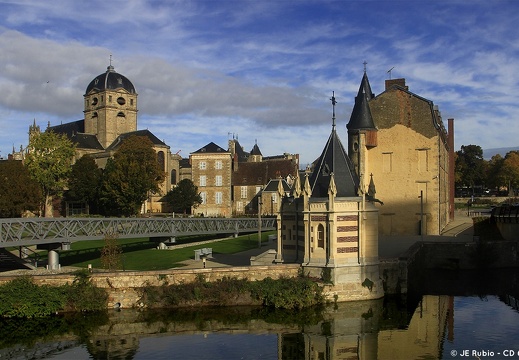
[
  {"x1": 92, "y1": 112, "x2": 98, "y2": 118},
  {"x1": 317, "y1": 224, "x2": 325, "y2": 248},
  {"x1": 117, "y1": 97, "x2": 126, "y2": 105},
  {"x1": 91, "y1": 97, "x2": 98, "y2": 106},
  {"x1": 117, "y1": 112, "x2": 125, "y2": 117}
]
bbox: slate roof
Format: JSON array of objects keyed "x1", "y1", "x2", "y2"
[
  {"x1": 192, "y1": 142, "x2": 228, "y2": 154},
  {"x1": 250, "y1": 143, "x2": 262, "y2": 156},
  {"x1": 85, "y1": 65, "x2": 136, "y2": 95},
  {"x1": 263, "y1": 178, "x2": 291, "y2": 193},
  {"x1": 308, "y1": 126, "x2": 359, "y2": 198},
  {"x1": 106, "y1": 129, "x2": 168, "y2": 151},
  {"x1": 233, "y1": 140, "x2": 250, "y2": 162},
  {"x1": 47, "y1": 120, "x2": 104, "y2": 150},
  {"x1": 347, "y1": 72, "x2": 376, "y2": 131}
]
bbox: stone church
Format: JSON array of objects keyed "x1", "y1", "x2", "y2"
[{"x1": 27, "y1": 63, "x2": 181, "y2": 214}]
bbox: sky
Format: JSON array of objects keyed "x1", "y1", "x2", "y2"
[{"x1": 1, "y1": 0, "x2": 519, "y2": 166}]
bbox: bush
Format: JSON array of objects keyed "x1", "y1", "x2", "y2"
[
  {"x1": 64, "y1": 270, "x2": 108, "y2": 312},
  {"x1": 0, "y1": 272, "x2": 108, "y2": 318},
  {"x1": 139, "y1": 275, "x2": 325, "y2": 310},
  {"x1": 0, "y1": 276, "x2": 66, "y2": 318}
]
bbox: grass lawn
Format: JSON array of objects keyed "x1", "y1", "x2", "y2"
[{"x1": 58, "y1": 231, "x2": 275, "y2": 271}]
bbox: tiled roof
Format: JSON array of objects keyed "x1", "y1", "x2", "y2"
[{"x1": 232, "y1": 159, "x2": 297, "y2": 186}]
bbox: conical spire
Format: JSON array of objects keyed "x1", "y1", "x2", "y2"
[
  {"x1": 309, "y1": 93, "x2": 359, "y2": 197},
  {"x1": 347, "y1": 70, "x2": 376, "y2": 131}
]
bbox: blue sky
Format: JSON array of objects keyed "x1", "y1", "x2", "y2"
[{"x1": 1, "y1": 0, "x2": 518, "y2": 166}]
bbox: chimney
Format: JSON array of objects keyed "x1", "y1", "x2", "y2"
[{"x1": 385, "y1": 78, "x2": 408, "y2": 91}]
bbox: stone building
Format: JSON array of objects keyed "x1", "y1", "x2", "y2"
[
  {"x1": 347, "y1": 71, "x2": 454, "y2": 236},
  {"x1": 229, "y1": 138, "x2": 299, "y2": 216},
  {"x1": 23, "y1": 63, "x2": 181, "y2": 214},
  {"x1": 190, "y1": 142, "x2": 233, "y2": 217},
  {"x1": 277, "y1": 95, "x2": 383, "y2": 302}
]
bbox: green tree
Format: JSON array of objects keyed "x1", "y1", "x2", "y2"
[
  {"x1": 455, "y1": 145, "x2": 485, "y2": 191},
  {"x1": 0, "y1": 160, "x2": 41, "y2": 217},
  {"x1": 486, "y1": 154, "x2": 505, "y2": 191},
  {"x1": 66, "y1": 155, "x2": 102, "y2": 214},
  {"x1": 25, "y1": 131, "x2": 76, "y2": 217},
  {"x1": 99, "y1": 136, "x2": 164, "y2": 216},
  {"x1": 164, "y1": 178, "x2": 202, "y2": 215}
]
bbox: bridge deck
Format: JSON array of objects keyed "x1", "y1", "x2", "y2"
[{"x1": 0, "y1": 217, "x2": 276, "y2": 248}]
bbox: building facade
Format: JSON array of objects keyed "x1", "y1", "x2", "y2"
[
  {"x1": 278, "y1": 97, "x2": 383, "y2": 302},
  {"x1": 190, "y1": 142, "x2": 233, "y2": 217},
  {"x1": 347, "y1": 73, "x2": 454, "y2": 236}
]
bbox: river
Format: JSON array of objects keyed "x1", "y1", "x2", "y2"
[{"x1": 1, "y1": 269, "x2": 518, "y2": 360}]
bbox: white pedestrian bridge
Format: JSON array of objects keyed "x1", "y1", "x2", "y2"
[{"x1": 0, "y1": 217, "x2": 276, "y2": 269}]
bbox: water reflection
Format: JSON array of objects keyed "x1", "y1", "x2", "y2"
[{"x1": 2, "y1": 270, "x2": 519, "y2": 359}]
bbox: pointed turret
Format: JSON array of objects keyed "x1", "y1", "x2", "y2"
[
  {"x1": 308, "y1": 93, "x2": 359, "y2": 197},
  {"x1": 347, "y1": 71, "x2": 376, "y2": 131}
]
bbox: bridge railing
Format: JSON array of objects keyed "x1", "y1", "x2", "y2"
[{"x1": 0, "y1": 217, "x2": 277, "y2": 248}]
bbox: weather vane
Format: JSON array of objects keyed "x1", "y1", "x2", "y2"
[{"x1": 330, "y1": 91, "x2": 337, "y2": 128}]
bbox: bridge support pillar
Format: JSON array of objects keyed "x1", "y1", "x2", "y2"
[{"x1": 48, "y1": 250, "x2": 60, "y2": 270}]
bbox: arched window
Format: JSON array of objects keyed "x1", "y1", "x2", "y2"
[
  {"x1": 317, "y1": 224, "x2": 325, "y2": 248},
  {"x1": 157, "y1": 151, "x2": 165, "y2": 171},
  {"x1": 117, "y1": 112, "x2": 125, "y2": 117},
  {"x1": 171, "y1": 169, "x2": 177, "y2": 185}
]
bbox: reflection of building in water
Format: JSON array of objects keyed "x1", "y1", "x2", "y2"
[
  {"x1": 377, "y1": 295, "x2": 451, "y2": 360},
  {"x1": 279, "y1": 295, "x2": 452, "y2": 360}
]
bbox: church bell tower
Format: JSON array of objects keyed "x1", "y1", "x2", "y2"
[{"x1": 83, "y1": 60, "x2": 137, "y2": 148}]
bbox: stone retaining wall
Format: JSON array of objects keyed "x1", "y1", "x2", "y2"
[{"x1": 0, "y1": 265, "x2": 301, "y2": 309}]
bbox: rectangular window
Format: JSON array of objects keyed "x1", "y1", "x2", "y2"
[
  {"x1": 417, "y1": 149, "x2": 428, "y2": 173},
  {"x1": 200, "y1": 192, "x2": 206, "y2": 204},
  {"x1": 382, "y1": 152, "x2": 392, "y2": 173},
  {"x1": 215, "y1": 160, "x2": 222, "y2": 169},
  {"x1": 236, "y1": 201, "x2": 243, "y2": 212},
  {"x1": 256, "y1": 186, "x2": 261, "y2": 194},
  {"x1": 272, "y1": 193, "x2": 277, "y2": 203},
  {"x1": 199, "y1": 175, "x2": 206, "y2": 187},
  {"x1": 241, "y1": 186, "x2": 247, "y2": 199},
  {"x1": 215, "y1": 192, "x2": 223, "y2": 204},
  {"x1": 199, "y1": 161, "x2": 206, "y2": 170},
  {"x1": 215, "y1": 175, "x2": 222, "y2": 186}
]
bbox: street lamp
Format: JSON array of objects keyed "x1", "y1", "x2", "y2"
[{"x1": 258, "y1": 195, "x2": 263, "y2": 248}]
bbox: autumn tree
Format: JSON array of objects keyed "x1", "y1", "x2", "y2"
[
  {"x1": 501, "y1": 151, "x2": 519, "y2": 194},
  {"x1": 25, "y1": 131, "x2": 76, "y2": 217},
  {"x1": 65, "y1": 155, "x2": 102, "y2": 214},
  {"x1": 99, "y1": 136, "x2": 164, "y2": 216},
  {"x1": 163, "y1": 178, "x2": 202, "y2": 215},
  {"x1": 0, "y1": 160, "x2": 41, "y2": 217}
]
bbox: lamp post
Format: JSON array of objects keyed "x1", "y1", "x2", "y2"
[
  {"x1": 258, "y1": 195, "x2": 263, "y2": 248},
  {"x1": 419, "y1": 190, "x2": 424, "y2": 241}
]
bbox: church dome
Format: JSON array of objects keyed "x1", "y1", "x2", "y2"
[{"x1": 85, "y1": 65, "x2": 136, "y2": 95}]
